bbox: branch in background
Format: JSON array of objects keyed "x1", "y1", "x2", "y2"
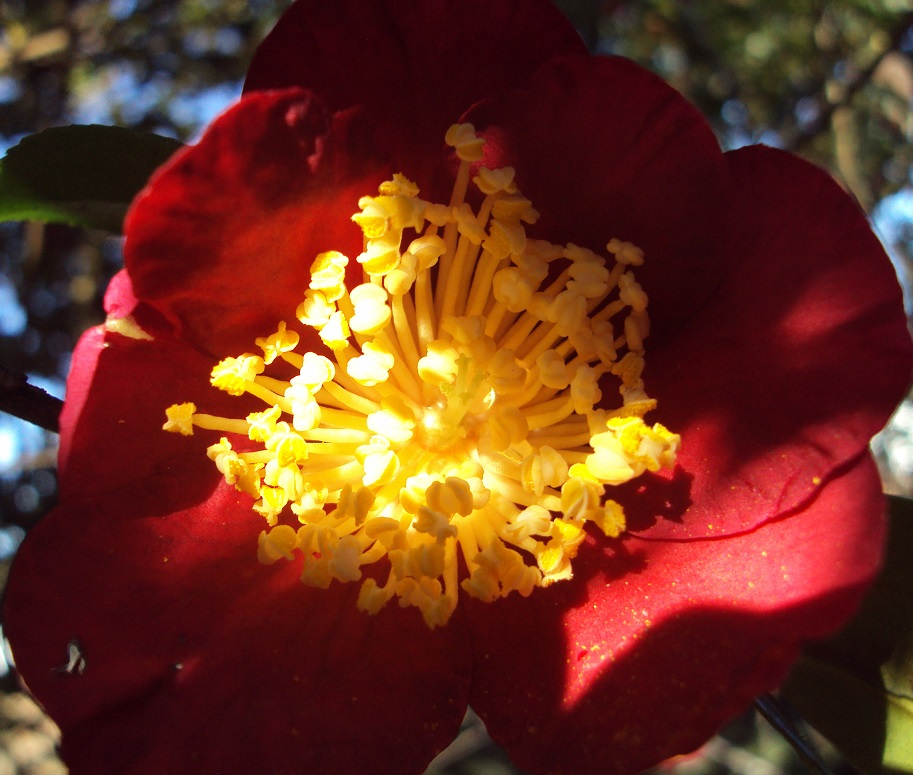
[
  {"x1": 832, "y1": 104, "x2": 873, "y2": 211},
  {"x1": 785, "y1": 12, "x2": 913, "y2": 153},
  {"x1": 754, "y1": 693, "x2": 833, "y2": 775},
  {"x1": 0, "y1": 364, "x2": 62, "y2": 433}
]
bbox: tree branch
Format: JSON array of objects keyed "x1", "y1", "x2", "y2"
[
  {"x1": 0, "y1": 364, "x2": 63, "y2": 433},
  {"x1": 754, "y1": 693, "x2": 833, "y2": 775},
  {"x1": 785, "y1": 12, "x2": 913, "y2": 152}
]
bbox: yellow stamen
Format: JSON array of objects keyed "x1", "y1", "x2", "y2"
[{"x1": 163, "y1": 123, "x2": 679, "y2": 628}]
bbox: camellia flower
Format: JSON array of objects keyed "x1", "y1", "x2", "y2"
[{"x1": 5, "y1": 0, "x2": 913, "y2": 773}]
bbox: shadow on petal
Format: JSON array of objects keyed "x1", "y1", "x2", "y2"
[
  {"x1": 617, "y1": 466, "x2": 695, "y2": 534},
  {"x1": 6, "y1": 479, "x2": 473, "y2": 775}
]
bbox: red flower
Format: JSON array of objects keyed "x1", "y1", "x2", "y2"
[{"x1": 5, "y1": 1, "x2": 912, "y2": 773}]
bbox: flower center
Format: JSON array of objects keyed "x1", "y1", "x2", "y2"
[
  {"x1": 163, "y1": 123, "x2": 679, "y2": 628},
  {"x1": 415, "y1": 356, "x2": 491, "y2": 452}
]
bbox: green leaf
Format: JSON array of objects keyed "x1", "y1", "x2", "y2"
[
  {"x1": 782, "y1": 494, "x2": 913, "y2": 774},
  {"x1": 0, "y1": 125, "x2": 183, "y2": 233}
]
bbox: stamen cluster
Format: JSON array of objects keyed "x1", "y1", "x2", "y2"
[{"x1": 164, "y1": 124, "x2": 679, "y2": 627}]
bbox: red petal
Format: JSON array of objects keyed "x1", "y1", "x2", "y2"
[
  {"x1": 125, "y1": 88, "x2": 387, "y2": 358},
  {"x1": 5, "y1": 478, "x2": 470, "y2": 774},
  {"x1": 467, "y1": 55, "x2": 729, "y2": 328},
  {"x1": 466, "y1": 455, "x2": 886, "y2": 774},
  {"x1": 57, "y1": 321, "x2": 242, "y2": 505},
  {"x1": 637, "y1": 145, "x2": 913, "y2": 539},
  {"x1": 243, "y1": 0, "x2": 586, "y2": 190}
]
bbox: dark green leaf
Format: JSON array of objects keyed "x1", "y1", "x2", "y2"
[
  {"x1": 782, "y1": 494, "x2": 913, "y2": 773},
  {"x1": 0, "y1": 125, "x2": 183, "y2": 233}
]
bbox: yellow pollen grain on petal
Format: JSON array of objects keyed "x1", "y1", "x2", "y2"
[
  {"x1": 165, "y1": 126, "x2": 678, "y2": 630},
  {"x1": 105, "y1": 314, "x2": 154, "y2": 341}
]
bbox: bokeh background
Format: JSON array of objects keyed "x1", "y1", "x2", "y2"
[{"x1": 1, "y1": 0, "x2": 913, "y2": 772}]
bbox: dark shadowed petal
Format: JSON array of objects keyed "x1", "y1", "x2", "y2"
[
  {"x1": 5, "y1": 477, "x2": 471, "y2": 775},
  {"x1": 467, "y1": 55, "x2": 729, "y2": 329},
  {"x1": 466, "y1": 455, "x2": 885, "y2": 775},
  {"x1": 243, "y1": 0, "x2": 586, "y2": 189},
  {"x1": 125, "y1": 88, "x2": 389, "y2": 359},
  {"x1": 634, "y1": 145, "x2": 913, "y2": 540}
]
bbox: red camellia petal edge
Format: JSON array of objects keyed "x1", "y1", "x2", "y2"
[
  {"x1": 5, "y1": 1, "x2": 913, "y2": 774},
  {"x1": 124, "y1": 87, "x2": 388, "y2": 360},
  {"x1": 243, "y1": 0, "x2": 587, "y2": 191},
  {"x1": 12, "y1": 273, "x2": 473, "y2": 774},
  {"x1": 465, "y1": 453, "x2": 886, "y2": 774}
]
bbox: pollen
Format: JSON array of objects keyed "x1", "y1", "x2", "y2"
[{"x1": 163, "y1": 123, "x2": 679, "y2": 628}]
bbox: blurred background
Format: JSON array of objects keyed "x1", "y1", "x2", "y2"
[{"x1": 1, "y1": 0, "x2": 913, "y2": 772}]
